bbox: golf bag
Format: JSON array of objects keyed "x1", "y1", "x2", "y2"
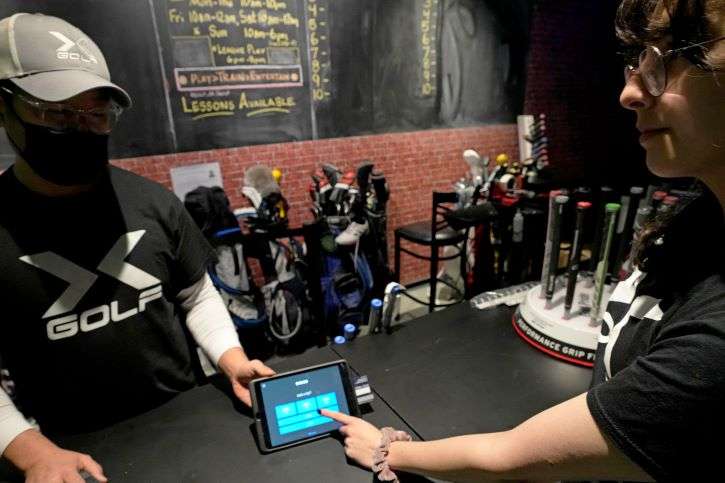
[
  {"x1": 318, "y1": 223, "x2": 375, "y2": 335},
  {"x1": 241, "y1": 165, "x2": 315, "y2": 351},
  {"x1": 184, "y1": 186, "x2": 267, "y2": 332},
  {"x1": 309, "y1": 162, "x2": 391, "y2": 335}
]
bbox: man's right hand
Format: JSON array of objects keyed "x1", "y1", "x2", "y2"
[
  {"x1": 24, "y1": 446, "x2": 106, "y2": 483},
  {"x1": 3, "y1": 429, "x2": 107, "y2": 482}
]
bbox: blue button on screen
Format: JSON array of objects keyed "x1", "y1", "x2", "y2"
[
  {"x1": 295, "y1": 397, "x2": 317, "y2": 414},
  {"x1": 274, "y1": 402, "x2": 297, "y2": 420}
]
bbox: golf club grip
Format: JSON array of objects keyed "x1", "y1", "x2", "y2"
[
  {"x1": 591, "y1": 204, "x2": 621, "y2": 323},
  {"x1": 613, "y1": 188, "x2": 645, "y2": 279},
  {"x1": 564, "y1": 203, "x2": 590, "y2": 311},
  {"x1": 545, "y1": 195, "x2": 569, "y2": 301},
  {"x1": 540, "y1": 190, "x2": 561, "y2": 296},
  {"x1": 591, "y1": 186, "x2": 614, "y2": 269}
]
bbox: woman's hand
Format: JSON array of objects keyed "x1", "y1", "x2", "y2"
[{"x1": 320, "y1": 409, "x2": 382, "y2": 469}]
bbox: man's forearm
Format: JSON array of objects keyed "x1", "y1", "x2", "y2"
[
  {"x1": 3, "y1": 429, "x2": 57, "y2": 472},
  {"x1": 177, "y1": 273, "x2": 242, "y2": 364},
  {"x1": 0, "y1": 387, "x2": 34, "y2": 459}
]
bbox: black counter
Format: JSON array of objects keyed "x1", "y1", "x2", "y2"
[{"x1": 333, "y1": 303, "x2": 592, "y2": 440}]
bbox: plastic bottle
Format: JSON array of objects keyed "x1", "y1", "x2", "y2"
[
  {"x1": 344, "y1": 323, "x2": 357, "y2": 341},
  {"x1": 367, "y1": 298, "x2": 383, "y2": 334}
]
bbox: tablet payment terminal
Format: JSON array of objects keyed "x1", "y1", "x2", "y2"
[{"x1": 250, "y1": 360, "x2": 360, "y2": 453}]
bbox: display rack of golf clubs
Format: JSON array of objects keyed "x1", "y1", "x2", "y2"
[
  {"x1": 505, "y1": 181, "x2": 694, "y2": 366},
  {"x1": 448, "y1": 148, "x2": 550, "y2": 297}
]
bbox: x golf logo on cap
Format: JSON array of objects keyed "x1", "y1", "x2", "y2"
[
  {"x1": 0, "y1": 13, "x2": 132, "y2": 107},
  {"x1": 49, "y1": 30, "x2": 99, "y2": 64}
]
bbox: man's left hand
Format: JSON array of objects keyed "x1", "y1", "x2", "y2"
[{"x1": 217, "y1": 348, "x2": 275, "y2": 407}]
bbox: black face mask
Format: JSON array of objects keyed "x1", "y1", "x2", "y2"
[{"x1": 4, "y1": 105, "x2": 109, "y2": 187}]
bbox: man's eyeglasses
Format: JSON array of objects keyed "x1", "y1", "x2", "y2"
[
  {"x1": 624, "y1": 35, "x2": 725, "y2": 97},
  {"x1": 0, "y1": 85, "x2": 124, "y2": 134}
]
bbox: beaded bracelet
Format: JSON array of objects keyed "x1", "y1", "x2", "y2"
[{"x1": 372, "y1": 427, "x2": 412, "y2": 482}]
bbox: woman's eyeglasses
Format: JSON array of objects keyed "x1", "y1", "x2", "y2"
[{"x1": 624, "y1": 35, "x2": 725, "y2": 97}]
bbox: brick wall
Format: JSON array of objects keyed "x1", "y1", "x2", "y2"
[
  {"x1": 112, "y1": 0, "x2": 648, "y2": 287},
  {"x1": 113, "y1": 125, "x2": 519, "y2": 284},
  {"x1": 523, "y1": 0, "x2": 648, "y2": 187}
]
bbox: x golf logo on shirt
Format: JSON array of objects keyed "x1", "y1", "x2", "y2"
[
  {"x1": 49, "y1": 31, "x2": 98, "y2": 64},
  {"x1": 19, "y1": 230, "x2": 162, "y2": 341},
  {"x1": 598, "y1": 269, "x2": 664, "y2": 379}
]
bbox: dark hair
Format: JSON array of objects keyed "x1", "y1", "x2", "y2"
[
  {"x1": 616, "y1": 0, "x2": 724, "y2": 69},
  {"x1": 630, "y1": 181, "x2": 706, "y2": 270},
  {"x1": 631, "y1": 182, "x2": 725, "y2": 295}
]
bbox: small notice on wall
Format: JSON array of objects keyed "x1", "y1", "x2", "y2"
[{"x1": 170, "y1": 162, "x2": 223, "y2": 200}]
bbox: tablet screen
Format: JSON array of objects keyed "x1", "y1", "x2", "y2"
[{"x1": 257, "y1": 362, "x2": 353, "y2": 449}]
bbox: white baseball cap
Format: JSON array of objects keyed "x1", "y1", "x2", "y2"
[{"x1": 0, "y1": 13, "x2": 131, "y2": 107}]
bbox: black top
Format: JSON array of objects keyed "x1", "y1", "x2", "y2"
[
  {"x1": 588, "y1": 190, "x2": 725, "y2": 481},
  {"x1": 0, "y1": 166, "x2": 215, "y2": 434}
]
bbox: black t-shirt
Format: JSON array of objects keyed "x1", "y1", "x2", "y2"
[
  {"x1": 0, "y1": 166, "x2": 215, "y2": 434},
  {"x1": 588, "y1": 192, "x2": 725, "y2": 481}
]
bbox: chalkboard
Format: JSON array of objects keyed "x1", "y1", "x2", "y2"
[
  {"x1": 0, "y1": 0, "x2": 174, "y2": 168},
  {"x1": 0, "y1": 0, "x2": 532, "y2": 168},
  {"x1": 153, "y1": 0, "x2": 316, "y2": 150}
]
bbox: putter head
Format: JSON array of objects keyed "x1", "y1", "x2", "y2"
[
  {"x1": 322, "y1": 163, "x2": 341, "y2": 186},
  {"x1": 356, "y1": 162, "x2": 374, "y2": 189},
  {"x1": 371, "y1": 171, "x2": 389, "y2": 206},
  {"x1": 357, "y1": 162, "x2": 374, "y2": 177}
]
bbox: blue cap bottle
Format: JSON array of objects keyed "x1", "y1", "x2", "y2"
[
  {"x1": 368, "y1": 298, "x2": 383, "y2": 334},
  {"x1": 344, "y1": 323, "x2": 357, "y2": 340}
]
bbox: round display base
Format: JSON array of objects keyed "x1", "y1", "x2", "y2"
[{"x1": 513, "y1": 276, "x2": 613, "y2": 368}]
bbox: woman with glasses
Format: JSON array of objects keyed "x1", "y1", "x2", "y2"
[{"x1": 324, "y1": 0, "x2": 725, "y2": 480}]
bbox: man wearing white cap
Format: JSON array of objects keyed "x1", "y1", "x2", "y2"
[{"x1": 0, "y1": 13, "x2": 273, "y2": 482}]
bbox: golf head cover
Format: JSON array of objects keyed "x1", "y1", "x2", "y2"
[
  {"x1": 244, "y1": 165, "x2": 280, "y2": 198},
  {"x1": 241, "y1": 186, "x2": 262, "y2": 209},
  {"x1": 463, "y1": 149, "x2": 481, "y2": 166}
]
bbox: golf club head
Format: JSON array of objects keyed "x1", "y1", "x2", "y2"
[
  {"x1": 322, "y1": 163, "x2": 341, "y2": 186},
  {"x1": 356, "y1": 162, "x2": 374, "y2": 195},
  {"x1": 463, "y1": 149, "x2": 486, "y2": 182},
  {"x1": 371, "y1": 171, "x2": 389, "y2": 206},
  {"x1": 330, "y1": 170, "x2": 355, "y2": 204}
]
